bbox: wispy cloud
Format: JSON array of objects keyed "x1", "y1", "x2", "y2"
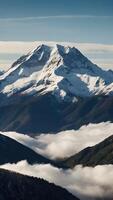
[{"x1": 0, "y1": 15, "x2": 113, "y2": 22}]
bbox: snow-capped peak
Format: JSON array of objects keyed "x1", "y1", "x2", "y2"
[{"x1": 0, "y1": 43, "x2": 113, "y2": 103}]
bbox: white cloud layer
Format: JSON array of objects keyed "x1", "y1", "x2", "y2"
[
  {"x1": 1, "y1": 122, "x2": 113, "y2": 160},
  {"x1": 0, "y1": 41, "x2": 113, "y2": 54},
  {"x1": 0, "y1": 41, "x2": 37, "y2": 54},
  {"x1": 0, "y1": 161, "x2": 113, "y2": 200}
]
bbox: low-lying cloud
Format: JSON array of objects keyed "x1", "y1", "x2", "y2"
[
  {"x1": 0, "y1": 161, "x2": 113, "y2": 200},
  {"x1": 1, "y1": 122, "x2": 113, "y2": 160}
]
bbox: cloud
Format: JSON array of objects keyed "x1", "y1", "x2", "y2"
[
  {"x1": 0, "y1": 41, "x2": 37, "y2": 54},
  {"x1": 1, "y1": 122, "x2": 113, "y2": 199},
  {"x1": 0, "y1": 60, "x2": 11, "y2": 68},
  {"x1": 1, "y1": 122, "x2": 113, "y2": 160},
  {"x1": 0, "y1": 15, "x2": 112, "y2": 22},
  {"x1": 35, "y1": 122, "x2": 113, "y2": 159},
  {"x1": 76, "y1": 43, "x2": 113, "y2": 54},
  {"x1": 0, "y1": 161, "x2": 113, "y2": 200},
  {"x1": 0, "y1": 41, "x2": 113, "y2": 54},
  {"x1": 90, "y1": 58, "x2": 113, "y2": 69}
]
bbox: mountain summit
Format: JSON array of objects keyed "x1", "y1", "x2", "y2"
[{"x1": 1, "y1": 44, "x2": 113, "y2": 104}]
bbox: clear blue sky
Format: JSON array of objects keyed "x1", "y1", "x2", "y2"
[{"x1": 0, "y1": 0, "x2": 113, "y2": 43}]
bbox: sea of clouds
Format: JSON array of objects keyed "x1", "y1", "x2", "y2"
[
  {"x1": 1, "y1": 122, "x2": 113, "y2": 199},
  {"x1": 1, "y1": 122, "x2": 113, "y2": 160},
  {"x1": 0, "y1": 161, "x2": 113, "y2": 200}
]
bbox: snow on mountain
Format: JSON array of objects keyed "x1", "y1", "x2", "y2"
[{"x1": 0, "y1": 43, "x2": 113, "y2": 102}]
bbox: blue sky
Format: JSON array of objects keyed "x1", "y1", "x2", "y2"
[
  {"x1": 0, "y1": 0, "x2": 113, "y2": 43},
  {"x1": 0, "y1": 0, "x2": 113, "y2": 70},
  {"x1": 1, "y1": 0, "x2": 113, "y2": 17}
]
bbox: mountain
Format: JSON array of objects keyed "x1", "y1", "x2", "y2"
[
  {"x1": 0, "y1": 168, "x2": 79, "y2": 200},
  {"x1": 1, "y1": 44, "x2": 113, "y2": 101},
  {"x1": 0, "y1": 44, "x2": 113, "y2": 134},
  {"x1": 0, "y1": 133, "x2": 53, "y2": 165},
  {"x1": 60, "y1": 135, "x2": 113, "y2": 168}
]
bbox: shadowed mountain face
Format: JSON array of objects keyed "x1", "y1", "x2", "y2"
[
  {"x1": 0, "y1": 93, "x2": 113, "y2": 134},
  {"x1": 0, "y1": 168, "x2": 79, "y2": 200},
  {"x1": 0, "y1": 134, "x2": 52, "y2": 165},
  {"x1": 60, "y1": 135, "x2": 113, "y2": 168}
]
